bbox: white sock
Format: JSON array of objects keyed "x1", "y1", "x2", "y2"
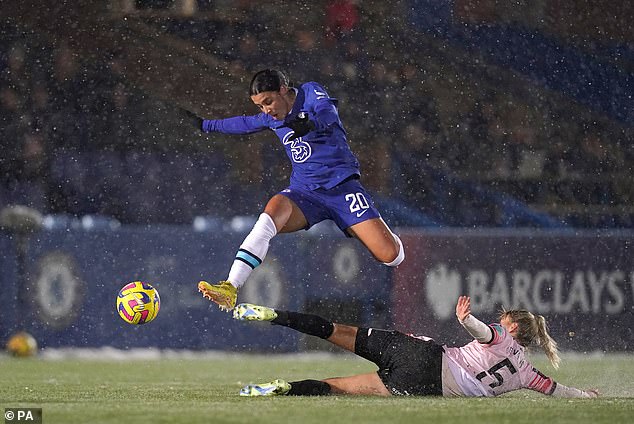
[{"x1": 227, "y1": 213, "x2": 278, "y2": 288}]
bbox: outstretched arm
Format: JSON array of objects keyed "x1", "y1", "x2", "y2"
[
  {"x1": 550, "y1": 384, "x2": 599, "y2": 398},
  {"x1": 527, "y1": 367, "x2": 599, "y2": 398},
  {"x1": 456, "y1": 296, "x2": 495, "y2": 344},
  {"x1": 181, "y1": 109, "x2": 269, "y2": 135},
  {"x1": 202, "y1": 115, "x2": 269, "y2": 134}
]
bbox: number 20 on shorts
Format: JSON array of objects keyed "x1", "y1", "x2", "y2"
[{"x1": 346, "y1": 192, "x2": 370, "y2": 217}]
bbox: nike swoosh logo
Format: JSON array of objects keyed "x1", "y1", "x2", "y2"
[{"x1": 356, "y1": 209, "x2": 368, "y2": 218}]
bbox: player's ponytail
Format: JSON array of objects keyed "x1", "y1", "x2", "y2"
[
  {"x1": 249, "y1": 69, "x2": 291, "y2": 95},
  {"x1": 535, "y1": 314, "x2": 561, "y2": 369},
  {"x1": 499, "y1": 309, "x2": 561, "y2": 369}
]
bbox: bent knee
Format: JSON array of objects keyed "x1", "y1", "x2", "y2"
[{"x1": 380, "y1": 235, "x2": 405, "y2": 267}]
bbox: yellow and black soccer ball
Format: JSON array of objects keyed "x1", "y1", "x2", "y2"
[
  {"x1": 6, "y1": 331, "x2": 38, "y2": 357},
  {"x1": 116, "y1": 281, "x2": 161, "y2": 325}
]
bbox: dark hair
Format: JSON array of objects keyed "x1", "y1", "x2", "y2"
[{"x1": 249, "y1": 69, "x2": 290, "y2": 96}]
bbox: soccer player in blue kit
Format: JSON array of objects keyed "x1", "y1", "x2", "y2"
[{"x1": 189, "y1": 69, "x2": 404, "y2": 311}]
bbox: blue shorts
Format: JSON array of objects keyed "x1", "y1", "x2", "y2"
[{"x1": 280, "y1": 176, "x2": 382, "y2": 235}]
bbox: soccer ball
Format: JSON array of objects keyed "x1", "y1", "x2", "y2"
[
  {"x1": 116, "y1": 281, "x2": 161, "y2": 325},
  {"x1": 6, "y1": 331, "x2": 38, "y2": 357}
]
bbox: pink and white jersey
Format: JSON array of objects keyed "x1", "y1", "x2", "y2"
[{"x1": 443, "y1": 323, "x2": 556, "y2": 397}]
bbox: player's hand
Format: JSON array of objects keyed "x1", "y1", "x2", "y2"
[
  {"x1": 183, "y1": 109, "x2": 203, "y2": 131},
  {"x1": 456, "y1": 295, "x2": 471, "y2": 322},
  {"x1": 585, "y1": 389, "x2": 600, "y2": 398},
  {"x1": 285, "y1": 112, "x2": 315, "y2": 138}
]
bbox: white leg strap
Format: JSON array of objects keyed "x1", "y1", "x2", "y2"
[{"x1": 383, "y1": 233, "x2": 405, "y2": 267}]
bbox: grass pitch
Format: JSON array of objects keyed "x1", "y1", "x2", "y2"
[{"x1": 0, "y1": 352, "x2": 632, "y2": 424}]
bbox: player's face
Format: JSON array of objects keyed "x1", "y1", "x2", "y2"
[
  {"x1": 250, "y1": 86, "x2": 293, "y2": 120},
  {"x1": 501, "y1": 316, "x2": 518, "y2": 337}
]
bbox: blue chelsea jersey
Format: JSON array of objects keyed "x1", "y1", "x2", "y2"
[{"x1": 201, "y1": 81, "x2": 360, "y2": 190}]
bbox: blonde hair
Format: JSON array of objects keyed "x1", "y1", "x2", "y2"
[{"x1": 499, "y1": 309, "x2": 561, "y2": 369}]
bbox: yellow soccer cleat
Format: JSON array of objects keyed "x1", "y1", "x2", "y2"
[
  {"x1": 233, "y1": 303, "x2": 278, "y2": 321},
  {"x1": 239, "y1": 379, "x2": 291, "y2": 397},
  {"x1": 198, "y1": 280, "x2": 238, "y2": 311}
]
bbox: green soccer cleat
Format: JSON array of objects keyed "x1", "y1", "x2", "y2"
[
  {"x1": 198, "y1": 280, "x2": 238, "y2": 311},
  {"x1": 233, "y1": 303, "x2": 278, "y2": 321},
  {"x1": 239, "y1": 379, "x2": 291, "y2": 397}
]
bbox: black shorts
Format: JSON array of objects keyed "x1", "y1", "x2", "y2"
[{"x1": 355, "y1": 328, "x2": 444, "y2": 396}]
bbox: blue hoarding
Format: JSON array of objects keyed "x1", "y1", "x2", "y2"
[{"x1": 4, "y1": 226, "x2": 633, "y2": 352}]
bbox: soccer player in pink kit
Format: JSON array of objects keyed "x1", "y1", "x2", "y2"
[{"x1": 231, "y1": 296, "x2": 599, "y2": 398}]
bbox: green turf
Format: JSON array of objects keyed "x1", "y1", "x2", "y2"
[{"x1": 0, "y1": 353, "x2": 632, "y2": 424}]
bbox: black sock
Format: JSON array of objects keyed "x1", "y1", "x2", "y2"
[
  {"x1": 272, "y1": 311, "x2": 334, "y2": 339},
  {"x1": 287, "y1": 379, "x2": 332, "y2": 396}
]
